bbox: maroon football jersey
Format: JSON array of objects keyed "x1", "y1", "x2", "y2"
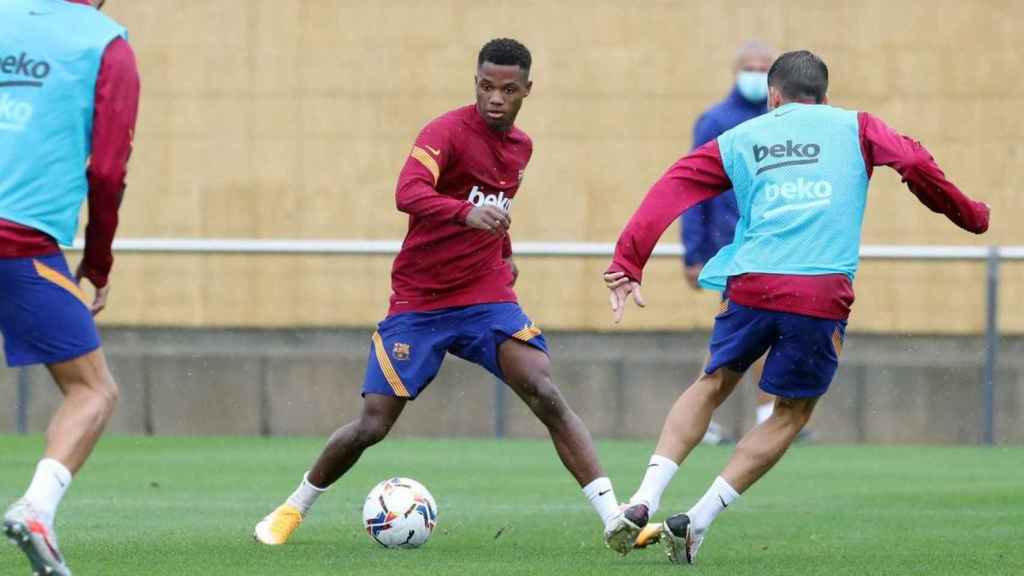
[{"x1": 389, "y1": 105, "x2": 532, "y2": 315}]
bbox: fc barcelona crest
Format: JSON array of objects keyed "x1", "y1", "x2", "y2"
[{"x1": 392, "y1": 342, "x2": 411, "y2": 361}]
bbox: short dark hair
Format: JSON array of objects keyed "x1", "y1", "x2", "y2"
[
  {"x1": 478, "y1": 38, "x2": 532, "y2": 71},
  {"x1": 767, "y1": 50, "x2": 829, "y2": 103}
]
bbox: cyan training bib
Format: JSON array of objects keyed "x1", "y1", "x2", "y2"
[
  {"x1": 0, "y1": 0, "x2": 127, "y2": 245},
  {"x1": 699, "y1": 103, "x2": 870, "y2": 291}
]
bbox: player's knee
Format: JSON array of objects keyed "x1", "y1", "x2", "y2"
[
  {"x1": 98, "y1": 377, "x2": 119, "y2": 414},
  {"x1": 524, "y1": 377, "x2": 571, "y2": 422},
  {"x1": 355, "y1": 415, "x2": 394, "y2": 446},
  {"x1": 773, "y1": 398, "x2": 814, "y2": 431},
  {"x1": 82, "y1": 370, "x2": 119, "y2": 416},
  {"x1": 696, "y1": 371, "x2": 732, "y2": 403}
]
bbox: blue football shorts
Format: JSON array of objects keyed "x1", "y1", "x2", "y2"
[
  {"x1": 0, "y1": 253, "x2": 101, "y2": 367},
  {"x1": 706, "y1": 299, "x2": 846, "y2": 398},
  {"x1": 363, "y1": 302, "x2": 548, "y2": 400}
]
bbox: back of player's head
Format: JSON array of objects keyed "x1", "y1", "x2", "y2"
[
  {"x1": 767, "y1": 50, "x2": 829, "y2": 104},
  {"x1": 478, "y1": 38, "x2": 532, "y2": 72}
]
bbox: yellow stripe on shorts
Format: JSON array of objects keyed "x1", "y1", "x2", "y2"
[
  {"x1": 512, "y1": 324, "x2": 542, "y2": 342},
  {"x1": 34, "y1": 259, "x2": 90, "y2": 308},
  {"x1": 832, "y1": 327, "x2": 844, "y2": 357},
  {"x1": 371, "y1": 331, "x2": 411, "y2": 398}
]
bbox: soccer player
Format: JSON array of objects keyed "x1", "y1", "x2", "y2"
[
  {"x1": 0, "y1": 1, "x2": 140, "y2": 574},
  {"x1": 604, "y1": 51, "x2": 989, "y2": 563},
  {"x1": 254, "y1": 38, "x2": 638, "y2": 554}
]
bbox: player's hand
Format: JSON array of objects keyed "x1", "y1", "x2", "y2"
[
  {"x1": 75, "y1": 263, "x2": 110, "y2": 316},
  {"x1": 465, "y1": 205, "x2": 511, "y2": 235},
  {"x1": 506, "y1": 257, "x2": 519, "y2": 285},
  {"x1": 684, "y1": 263, "x2": 703, "y2": 291},
  {"x1": 604, "y1": 271, "x2": 645, "y2": 324}
]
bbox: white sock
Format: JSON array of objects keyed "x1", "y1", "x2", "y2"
[
  {"x1": 582, "y1": 477, "x2": 620, "y2": 529},
  {"x1": 284, "y1": 472, "x2": 327, "y2": 515},
  {"x1": 23, "y1": 458, "x2": 72, "y2": 525},
  {"x1": 756, "y1": 402, "x2": 774, "y2": 425},
  {"x1": 630, "y1": 454, "x2": 679, "y2": 517},
  {"x1": 687, "y1": 476, "x2": 740, "y2": 533}
]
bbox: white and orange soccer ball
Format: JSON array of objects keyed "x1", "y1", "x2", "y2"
[{"x1": 362, "y1": 477, "x2": 438, "y2": 549}]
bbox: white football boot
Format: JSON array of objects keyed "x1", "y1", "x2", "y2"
[
  {"x1": 603, "y1": 502, "x2": 648, "y2": 556},
  {"x1": 662, "y1": 512, "x2": 705, "y2": 564},
  {"x1": 3, "y1": 499, "x2": 71, "y2": 576}
]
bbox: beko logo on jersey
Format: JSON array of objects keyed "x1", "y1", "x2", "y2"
[
  {"x1": 752, "y1": 140, "x2": 821, "y2": 175},
  {"x1": 761, "y1": 178, "x2": 833, "y2": 220},
  {"x1": 0, "y1": 52, "x2": 51, "y2": 85},
  {"x1": 764, "y1": 178, "x2": 832, "y2": 202},
  {"x1": 467, "y1": 186, "x2": 512, "y2": 211}
]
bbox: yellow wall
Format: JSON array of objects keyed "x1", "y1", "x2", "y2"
[{"x1": 95, "y1": 0, "x2": 1023, "y2": 333}]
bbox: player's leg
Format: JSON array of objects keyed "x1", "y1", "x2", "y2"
[
  {"x1": 4, "y1": 351, "x2": 118, "y2": 576},
  {"x1": 307, "y1": 394, "x2": 407, "y2": 488},
  {"x1": 43, "y1": 351, "x2": 120, "y2": 473},
  {"x1": 451, "y1": 303, "x2": 630, "y2": 551},
  {"x1": 661, "y1": 313, "x2": 844, "y2": 564},
  {"x1": 254, "y1": 394, "x2": 408, "y2": 546},
  {"x1": 651, "y1": 367, "x2": 746, "y2": 471},
  {"x1": 2, "y1": 254, "x2": 110, "y2": 576},
  {"x1": 255, "y1": 314, "x2": 446, "y2": 545},
  {"x1": 495, "y1": 337, "x2": 634, "y2": 552},
  {"x1": 498, "y1": 339, "x2": 601, "y2": 486},
  {"x1": 721, "y1": 395, "x2": 816, "y2": 491},
  {"x1": 629, "y1": 302, "x2": 772, "y2": 522},
  {"x1": 628, "y1": 366, "x2": 746, "y2": 547},
  {"x1": 661, "y1": 395, "x2": 817, "y2": 564}
]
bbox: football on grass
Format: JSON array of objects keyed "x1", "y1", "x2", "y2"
[{"x1": 362, "y1": 477, "x2": 438, "y2": 548}]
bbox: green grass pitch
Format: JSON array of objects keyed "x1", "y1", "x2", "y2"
[{"x1": 1, "y1": 436, "x2": 1022, "y2": 575}]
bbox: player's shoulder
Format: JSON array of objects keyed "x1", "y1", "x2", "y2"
[
  {"x1": 419, "y1": 106, "x2": 463, "y2": 129},
  {"x1": 61, "y1": 0, "x2": 127, "y2": 30},
  {"x1": 507, "y1": 125, "x2": 532, "y2": 148},
  {"x1": 416, "y1": 105, "x2": 475, "y2": 139}
]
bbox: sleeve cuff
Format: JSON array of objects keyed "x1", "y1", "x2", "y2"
[
  {"x1": 82, "y1": 265, "x2": 109, "y2": 289},
  {"x1": 606, "y1": 260, "x2": 643, "y2": 284},
  {"x1": 455, "y1": 202, "x2": 474, "y2": 224}
]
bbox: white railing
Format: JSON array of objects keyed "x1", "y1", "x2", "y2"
[
  {"x1": 43, "y1": 238, "x2": 1019, "y2": 444},
  {"x1": 66, "y1": 238, "x2": 1024, "y2": 261}
]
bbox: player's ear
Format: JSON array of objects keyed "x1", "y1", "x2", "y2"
[
  {"x1": 524, "y1": 80, "x2": 532, "y2": 97},
  {"x1": 820, "y1": 94, "x2": 829, "y2": 105}
]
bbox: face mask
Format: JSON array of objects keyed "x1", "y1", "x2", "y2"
[{"x1": 736, "y1": 71, "x2": 768, "y2": 103}]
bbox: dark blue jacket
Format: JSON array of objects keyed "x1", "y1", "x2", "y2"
[{"x1": 681, "y1": 87, "x2": 767, "y2": 266}]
